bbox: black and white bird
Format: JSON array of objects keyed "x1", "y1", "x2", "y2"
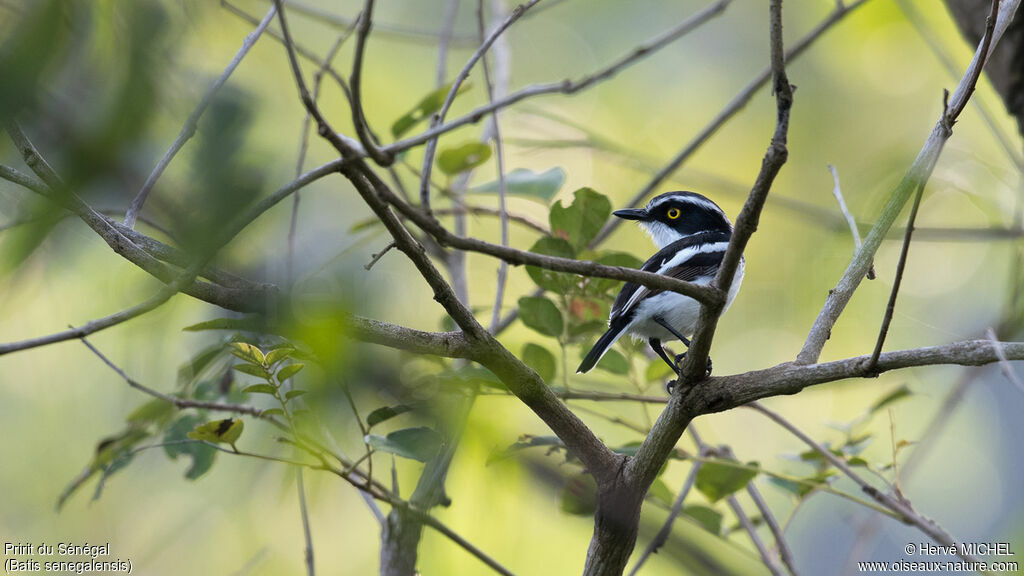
[{"x1": 577, "y1": 191, "x2": 744, "y2": 377}]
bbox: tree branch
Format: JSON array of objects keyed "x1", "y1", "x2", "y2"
[
  {"x1": 589, "y1": 0, "x2": 870, "y2": 247},
  {"x1": 377, "y1": 0, "x2": 732, "y2": 160},
  {"x1": 797, "y1": 0, "x2": 1020, "y2": 365},
  {"x1": 124, "y1": 5, "x2": 277, "y2": 228},
  {"x1": 418, "y1": 0, "x2": 541, "y2": 210},
  {"x1": 748, "y1": 403, "x2": 982, "y2": 565}
]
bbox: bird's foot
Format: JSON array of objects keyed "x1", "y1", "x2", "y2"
[{"x1": 672, "y1": 353, "x2": 713, "y2": 377}]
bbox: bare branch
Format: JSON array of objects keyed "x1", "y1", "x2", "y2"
[
  {"x1": 296, "y1": 469, "x2": 316, "y2": 576},
  {"x1": 0, "y1": 270, "x2": 196, "y2": 356},
  {"x1": 432, "y1": 204, "x2": 548, "y2": 234},
  {"x1": 346, "y1": 316, "x2": 476, "y2": 359},
  {"x1": 77, "y1": 336, "x2": 266, "y2": 417},
  {"x1": 681, "y1": 0, "x2": 794, "y2": 385},
  {"x1": 748, "y1": 403, "x2": 982, "y2": 564},
  {"x1": 290, "y1": 15, "x2": 361, "y2": 283},
  {"x1": 349, "y1": 0, "x2": 395, "y2": 165},
  {"x1": 374, "y1": 189, "x2": 724, "y2": 305},
  {"x1": 987, "y1": 327, "x2": 1024, "y2": 392},
  {"x1": 436, "y1": 0, "x2": 461, "y2": 87},
  {"x1": 418, "y1": 0, "x2": 541, "y2": 210},
  {"x1": 590, "y1": 0, "x2": 869, "y2": 247},
  {"x1": 797, "y1": 0, "x2": 1021, "y2": 365},
  {"x1": 363, "y1": 241, "x2": 397, "y2": 270},
  {"x1": 380, "y1": 0, "x2": 732, "y2": 160},
  {"x1": 124, "y1": 5, "x2": 277, "y2": 228},
  {"x1": 272, "y1": 0, "x2": 478, "y2": 46},
  {"x1": 747, "y1": 482, "x2": 799, "y2": 576},
  {"x1": 828, "y1": 164, "x2": 875, "y2": 280},
  {"x1": 727, "y1": 492, "x2": 785, "y2": 576},
  {"x1": 480, "y1": 0, "x2": 512, "y2": 333},
  {"x1": 865, "y1": 177, "x2": 926, "y2": 373}
]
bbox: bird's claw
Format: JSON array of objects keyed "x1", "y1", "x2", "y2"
[{"x1": 672, "y1": 352, "x2": 713, "y2": 378}]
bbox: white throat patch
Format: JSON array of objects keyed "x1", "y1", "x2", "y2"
[{"x1": 639, "y1": 221, "x2": 684, "y2": 249}]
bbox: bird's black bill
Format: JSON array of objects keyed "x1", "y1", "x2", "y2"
[{"x1": 612, "y1": 208, "x2": 647, "y2": 220}]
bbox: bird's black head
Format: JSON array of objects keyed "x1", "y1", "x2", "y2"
[{"x1": 613, "y1": 191, "x2": 732, "y2": 248}]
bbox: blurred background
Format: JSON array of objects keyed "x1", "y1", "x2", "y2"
[{"x1": 1, "y1": 0, "x2": 1022, "y2": 574}]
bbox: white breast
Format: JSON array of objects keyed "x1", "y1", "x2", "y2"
[{"x1": 625, "y1": 259, "x2": 744, "y2": 342}]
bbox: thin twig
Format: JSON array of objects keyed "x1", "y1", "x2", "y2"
[
  {"x1": 728, "y1": 493, "x2": 785, "y2": 576},
  {"x1": 677, "y1": 0, "x2": 793, "y2": 384},
  {"x1": 987, "y1": 327, "x2": 1024, "y2": 393},
  {"x1": 589, "y1": 0, "x2": 865, "y2": 247},
  {"x1": 893, "y1": 0, "x2": 1024, "y2": 172},
  {"x1": 432, "y1": 205, "x2": 548, "y2": 234},
  {"x1": 385, "y1": 0, "x2": 732, "y2": 162},
  {"x1": 480, "y1": 0, "x2": 511, "y2": 333},
  {"x1": 436, "y1": 0, "x2": 461, "y2": 86},
  {"x1": 797, "y1": 0, "x2": 1019, "y2": 365},
  {"x1": 364, "y1": 241, "x2": 397, "y2": 270},
  {"x1": 418, "y1": 0, "x2": 541, "y2": 212},
  {"x1": 289, "y1": 16, "x2": 361, "y2": 283},
  {"x1": 296, "y1": 469, "x2": 316, "y2": 576},
  {"x1": 747, "y1": 482, "x2": 799, "y2": 576},
  {"x1": 77, "y1": 336, "x2": 267, "y2": 417},
  {"x1": 864, "y1": 177, "x2": 925, "y2": 373},
  {"x1": 748, "y1": 402, "x2": 982, "y2": 564},
  {"x1": 348, "y1": 0, "x2": 394, "y2": 165},
  {"x1": 124, "y1": 5, "x2": 277, "y2": 228},
  {"x1": 272, "y1": 0, "x2": 478, "y2": 46},
  {"x1": 829, "y1": 164, "x2": 875, "y2": 280}
]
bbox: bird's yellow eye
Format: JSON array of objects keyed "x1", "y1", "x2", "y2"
[{"x1": 666, "y1": 207, "x2": 681, "y2": 219}]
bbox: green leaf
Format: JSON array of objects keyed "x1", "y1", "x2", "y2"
[
  {"x1": 695, "y1": 458, "x2": 759, "y2": 502},
  {"x1": 365, "y1": 427, "x2": 443, "y2": 462},
  {"x1": 187, "y1": 418, "x2": 245, "y2": 446},
  {"x1": 391, "y1": 82, "x2": 470, "y2": 138},
  {"x1": 183, "y1": 316, "x2": 265, "y2": 332},
  {"x1": 265, "y1": 347, "x2": 295, "y2": 366},
  {"x1": 261, "y1": 408, "x2": 285, "y2": 418},
  {"x1": 560, "y1": 473, "x2": 597, "y2": 516},
  {"x1": 242, "y1": 383, "x2": 277, "y2": 395},
  {"x1": 230, "y1": 342, "x2": 265, "y2": 365},
  {"x1": 525, "y1": 236, "x2": 577, "y2": 292},
  {"x1": 366, "y1": 404, "x2": 414, "y2": 429},
  {"x1": 518, "y1": 296, "x2": 563, "y2": 338},
  {"x1": 684, "y1": 505, "x2": 723, "y2": 535},
  {"x1": 487, "y1": 434, "x2": 565, "y2": 465},
  {"x1": 276, "y1": 363, "x2": 305, "y2": 382},
  {"x1": 522, "y1": 343, "x2": 557, "y2": 383},
  {"x1": 549, "y1": 187, "x2": 612, "y2": 251},
  {"x1": 869, "y1": 384, "x2": 912, "y2": 414},
  {"x1": 163, "y1": 415, "x2": 217, "y2": 480},
  {"x1": 285, "y1": 389, "x2": 308, "y2": 401},
  {"x1": 469, "y1": 167, "x2": 565, "y2": 203},
  {"x1": 438, "y1": 141, "x2": 492, "y2": 175},
  {"x1": 767, "y1": 471, "x2": 836, "y2": 499},
  {"x1": 596, "y1": 348, "x2": 630, "y2": 375},
  {"x1": 233, "y1": 363, "x2": 268, "y2": 377}
]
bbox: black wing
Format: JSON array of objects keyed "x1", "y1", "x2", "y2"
[{"x1": 608, "y1": 231, "x2": 729, "y2": 327}]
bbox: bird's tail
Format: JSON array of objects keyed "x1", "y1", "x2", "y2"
[{"x1": 577, "y1": 325, "x2": 626, "y2": 373}]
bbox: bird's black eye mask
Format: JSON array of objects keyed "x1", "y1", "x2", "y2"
[{"x1": 656, "y1": 202, "x2": 731, "y2": 236}]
